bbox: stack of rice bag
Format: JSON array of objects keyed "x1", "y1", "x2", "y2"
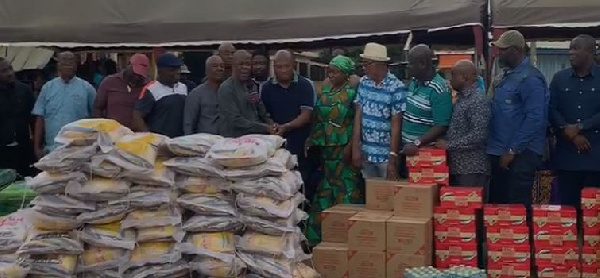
[{"x1": 0, "y1": 211, "x2": 31, "y2": 278}]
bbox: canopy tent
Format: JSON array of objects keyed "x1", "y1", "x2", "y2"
[{"x1": 0, "y1": 0, "x2": 485, "y2": 48}]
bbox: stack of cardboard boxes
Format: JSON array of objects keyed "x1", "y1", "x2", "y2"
[{"x1": 581, "y1": 188, "x2": 600, "y2": 278}]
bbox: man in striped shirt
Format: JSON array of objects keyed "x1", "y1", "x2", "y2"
[{"x1": 402, "y1": 45, "x2": 453, "y2": 155}]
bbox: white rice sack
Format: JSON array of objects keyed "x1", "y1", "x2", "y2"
[
  {"x1": 182, "y1": 215, "x2": 241, "y2": 233},
  {"x1": 121, "y1": 158, "x2": 175, "y2": 187},
  {"x1": 240, "y1": 134, "x2": 286, "y2": 156},
  {"x1": 28, "y1": 207, "x2": 80, "y2": 231},
  {"x1": 77, "y1": 269, "x2": 121, "y2": 278},
  {"x1": 77, "y1": 203, "x2": 129, "y2": 224},
  {"x1": 34, "y1": 144, "x2": 98, "y2": 173},
  {"x1": 236, "y1": 193, "x2": 305, "y2": 219},
  {"x1": 235, "y1": 231, "x2": 306, "y2": 260},
  {"x1": 165, "y1": 133, "x2": 223, "y2": 157},
  {"x1": 190, "y1": 253, "x2": 246, "y2": 278},
  {"x1": 238, "y1": 252, "x2": 314, "y2": 278},
  {"x1": 109, "y1": 186, "x2": 175, "y2": 209},
  {"x1": 123, "y1": 260, "x2": 189, "y2": 278},
  {"x1": 175, "y1": 175, "x2": 231, "y2": 194},
  {"x1": 30, "y1": 194, "x2": 95, "y2": 215},
  {"x1": 125, "y1": 242, "x2": 181, "y2": 271},
  {"x1": 176, "y1": 193, "x2": 236, "y2": 216},
  {"x1": 17, "y1": 229, "x2": 83, "y2": 255},
  {"x1": 232, "y1": 170, "x2": 302, "y2": 200},
  {"x1": 207, "y1": 136, "x2": 273, "y2": 168},
  {"x1": 0, "y1": 211, "x2": 31, "y2": 253},
  {"x1": 77, "y1": 222, "x2": 136, "y2": 250},
  {"x1": 0, "y1": 260, "x2": 29, "y2": 278},
  {"x1": 77, "y1": 246, "x2": 129, "y2": 273},
  {"x1": 164, "y1": 157, "x2": 224, "y2": 177},
  {"x1": 180, "y1": 232, "x2": 235, "y2": 256},
  {"x1": 121, "y1": 206, "x2": 182, "y2": 230},
  {"x1": 66, "y1": 177, "x2": 130, "y2": 202},
  {"x1": 54, "y1": 119, "x2": 133, "y2": 148},
  {"x1": 102, "y1": 132, "x2": 167, "y2": 173},
  {"x1": 25, "y1": 171, "x2": 87, "y2": 194},
  {"x1": 84, "y1": 155, "x2": 122, "y2": 178},
  {"x1": 222, "y1": 149, "x2": 297, "y2": 181},
  {"x1": 136, "y1": 225, "x2": 185, "y2": 243},
  {"x1": 27, "y1": 254, "x2": 78, "y2": 277},
  {"x1": 240, "y1": 209, "x2": 308, "y2": 235}
]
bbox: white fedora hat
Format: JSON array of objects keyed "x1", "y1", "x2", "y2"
[{"x1": 359, "y1": 42, "x2": 390, "y2": 62}]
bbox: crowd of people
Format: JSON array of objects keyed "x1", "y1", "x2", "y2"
[{"x1": 0, "y1": 30, "x2": 599, "y2": 246}]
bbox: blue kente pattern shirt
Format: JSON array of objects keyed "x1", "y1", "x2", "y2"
[
  {"x1": 32, "y1": 77, "x2": 96, "y2": 152},
  {"x1": 355, "y1": 72, "x2": 407, "y2": 163}
]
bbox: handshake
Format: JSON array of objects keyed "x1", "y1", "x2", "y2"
[{"x1": 270, "y1": 123, "x2": 289, "y2": 136}]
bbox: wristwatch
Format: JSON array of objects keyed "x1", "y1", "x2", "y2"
[{"x1": 413, "y1": 139, "x2": 422, "y2": 147}]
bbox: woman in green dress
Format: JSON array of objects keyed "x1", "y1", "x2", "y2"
[{"x1": 305, "y1": 55, "x2": 364, "y2": 245}]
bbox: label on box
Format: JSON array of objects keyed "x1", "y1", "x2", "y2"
[
  {"x1": 533, "y1": 226, "x2": 578, "y2": 247},
  {"x1": 484, "y1": 204, "x2": 527, "y2": 227},
  {"x1": 348, "y1": 211, "x2": 392, "y2": 251},
  {"x1": 581, "y1": 187, "x2": 600, "y2": 210},
  {"x1": 581, "y1": 247, "x2": 599, "y2": 266},
  {"x1": 537, "y1": 264, "x2": 581, "y2": 278},
  {"x1": 386, "y1": 217, "x2": 431, "y2": 254},
  {"x1": 393, "y1": 183, "x2": 438, "y2": 219},
  {"x1": 434, "y1": 224, "x2": 476, "y2": 245},
  {"x1": 486, "y1": 226, "x2": 530, "y2": 246},
  {"x1": 406, "y1": 147, "x2": 447, "y2": 168},
  {"x1": 439, "y1": 187, "x2": 483, "y2": 209},
  {"x1": 385, "y1": 251, "x2": 431, "y2": 278},
  {"x1": 583, "y1": 230, "x2": 600, "y2": 248},
  {"x1": 533, "y1": 205, "x2": 577, "y2": 229},
  {"x1": 433, "y1": 206, "x2": 476, "y2": 229},
  {"x1": 321, "y1": 204, "x2": 364, "y2": 243},
  {"x1": 347, "y1": 250, "x2": 386, "y2": 278},
  {"x1": 435, "y1": 243, "x2": 477, "y2": 269},
  {"x1": 366, "y1": 179, "x2": 399, "y2": 211},
  {"x1": 534, "y1": 246, "x2": 580, "y2": 266},
  {"x1": 487, "y1": 262, "x2": 531, "y2": 278},
  {"x1": 583, "y1": 209, "x2": 599, "y2": 230},
  {"x1": 313, "y1": 243, "x2": 348, "y2": 278},
  {"x1": 581, "y1": 265, "x2": 600, "y2": 278},
  {"x1": 409, "y1": 166, "x2": 449, "y2": 186},
  {"x1": 487, "y1": 244, "x2": 531, "y2": 265}
]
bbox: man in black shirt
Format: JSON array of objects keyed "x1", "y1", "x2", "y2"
[{"x1": 0, "y1": 57, "x2": 35, "y2": 176}]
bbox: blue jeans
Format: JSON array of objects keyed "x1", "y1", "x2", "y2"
[{"x1": 361, "y1": 162, "x2": 388, "y2": 179}]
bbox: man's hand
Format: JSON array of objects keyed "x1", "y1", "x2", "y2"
[
  {"x1": 248, "y1": 92, "x2": 260, "y2": 104},
  {"x1": 573, "y1": 135, "x2": 592, "y2": 153},
  {"x1": 34, "y1": 146, "x2": 44, "y2": 160},
  {"x1": 500, "y1": 152, "x2": 515, "y2": 170},
  {"x1": 435, "y1": 139, "x2": 448, "y2": 150},
  {"x1": 386, "y1": 158, "x2": 399, "y2": 181},
  {"x1": 276, "y1": 123, "x2": 289, "y2": 136},
  {"x1": 351, "y1": 144, "x2": 362, "y2": 169},
  {"x1": 342, "y1": 144, "x2": 352, "y2": 165},
  {"x1": 564, "y1": 124, "x2": 581, "y2": 140},
  {"x1": 402, "y1": 143, "x2": 419, "y2": 156}
]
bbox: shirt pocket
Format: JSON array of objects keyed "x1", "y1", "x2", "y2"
[{"x1": 497, "y1": 83, "x2": 521, "y2": 114}]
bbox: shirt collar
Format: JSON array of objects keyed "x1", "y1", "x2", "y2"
[
  {"x1": 570, "y1": 63, "x2": 600, "y2": 78},
  {"x1": 269, "y1": 72, "x2": 299, "y2": 85},
  {"x1": 459, "y1": 84, "x2": 479, "y2": 97},
  {"x1": 364, "y1": 72, "x2": 393, "y2": 86},
  {"x1": 506, "y1": 57, "x2": 530, "y2": 75}
]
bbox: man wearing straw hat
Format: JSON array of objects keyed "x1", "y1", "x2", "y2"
[{"x1": 351, "y1": 42, "x2": 407, "y2": 180}]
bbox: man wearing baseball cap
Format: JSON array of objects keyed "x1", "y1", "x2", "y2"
[
  {"x1": 487, "y1": 30, "x2": 549, "y2": 207},
  {"x1": 93, "y1": 53, "x2": 149, "y2": 129},
  {"x1": 133, "y1": 53, "x2": 188, "y2": 138}
]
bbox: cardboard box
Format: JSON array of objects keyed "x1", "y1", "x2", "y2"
[
  {"x1": 581, "y1": 187, "x2": 600, "y2": 210},
  {"x1": 484, "y1": 204, "x2": 528, "y2": 227},
  {"x1": 366, "y1": 179, "x2": 402, "y2": 211},
  {"x1": 385, "y1": 251, "x2": 431, "y2": 278},
  {"x1": 439, "y1": 187, "x2": 483, "y2": 209},
  {"x1": 534, "y1": 246, "x2": 579, "y2": 266},
  {"x1": 393, "y1": 183, "x2": 438, "y2": 219},
  {"x1": 581, "y1": 247, "x2": 599, "y2": 267},
  {"x1": 386, "y1": 217, "x2": 432, "y2": 254},
  {"x1": 348, "y1": 210, "x2": 392, "y2": 251},
  {"x1": 583, "y1": 209, "x2": 599, "y2": 230},
  {"x1": 408, "y1": 165, "x2": 449, "y2": 186},
  {"x1": 537, "y1": 264, "x2": 581, "y2": 278},
  {"x1": 312, "y1": 243, "x2": 348, "y2": 278},
  {"x1": 487, "y1": 262, "x2": 531, "y2": 278},
  {"x1": 532, "y1": 205, "x2": 577, "y2": 230},
  {"x1": 435, "y1": 243, "x2": 477, "y2": 269},
  {"x1": 487, "y1": 244, "x2": 531, "y2": 265},
  {"x1": 582, "y1": 265, "x2": 600, "y2": 278},
  {"x1": 533, "y1": 226, "x2": 578, "y2": 248},
  {"x1": 583, "y1": 229, "x2": 600, "y2": 248},
  {"x1": 486, "y1": 226, "x2": 529, "y2": 246},
  {"x1": 321, "y1": 204, "x2": 364, "y2": 243},
  {"x1": 347, "y1": 250, "x2": 385, "y2": 278},
  {"x1": 433, "y1": 206, "x2": 476, "y2": 229},
  {"x1": 434, "y1": 224, "x2": 476, "y2": 245},
  {"x1": 406, "y1": 147, "x2": 447, "y2": 168}
]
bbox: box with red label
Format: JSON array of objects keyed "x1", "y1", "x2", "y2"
[
  {"x1": 487, "y1": 262, "x2": 531, "y2": 278},
  {"x1": 484, "y1": 204, "x2": 527, "y2": 227},
  {"x1": 533, "y1": 225, "x2": 578, "y2": 247},
  {"x1": 581, "y1": 187, "x2": 600, "y2": 210},
  {"x1": 433, "y1": 207, "x2": 476, "y2": 229},
  {"x1": 409, "y1": 165, "x2": 449, "y2": 186},
  {"x1": 532, "y1": 205, "x2": 577, "y2": 230},
  {"x1": 582, "y1": 265, "x2": 600, "y2": 278},
  {"x1": 435, "y1": 243, "x2": 477, "y2": 269},
  {"x1": 583, "y1": 227, "x2": 599, "y2": 248},
  {"x1": 439, "y1": 187, "x2": 483, "y2": 209},
  {"x1": 581, "y1": 247, "x2": 599, "y2": 267},
  {"x1": 434, "y1": 224, "x2": 476, "y2": 245},
  {"x1": 583, "y1": 208, "x2": 599, "y2": 230},
  {"x1": 487, "y1": 244, "x2": 531, "y2": 265},
  {"x1": 406, "y1": 147, "x2": 447, "y2": 168},
  {"x1": 486, "y1": 226, "x2": 530, "y2": 247},
  {"x1": 537, "y1": 263, "x2": 581, "y2": 278},
  {"x1": 534, "y1": 246, "x2": 580, "y2": 266}
]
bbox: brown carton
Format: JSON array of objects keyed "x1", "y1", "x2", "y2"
[
  {"x1": 321, "y1": 204, "x2": 365, "y2": 243},
  {"x1": 386, "y1": 251, "x2": 432, "y2": 278},
  {"x1": 348, "y1": 210, "x2": 393, "y2": 251},
  {"x1": 313, "y1": 243, "x2": 348, "y2": 278},
  {"x1": 348, "y1": 250, "x2": 386, "y2": 278},
  {"x1": 366, "y1": 179, "x2": 404, "y2": 211},
  {"x1": 393, "y1": 183, "x2": 439, "y2": 218},
  {"x1": 386, "y1": 217, "x2": 432, "y2": 255}
]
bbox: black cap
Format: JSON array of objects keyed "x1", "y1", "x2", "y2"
[{"x1": 156, "y1": 53, "x2": 183, "y2": 68}]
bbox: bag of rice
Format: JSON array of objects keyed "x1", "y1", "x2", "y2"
[
  {"x1": 221, "y1": 150, "x2": 297, "y2": 181},
  {"x1": 0, "y1": 211, "x2": 31, "y2": 253},
  {"x1": 84, "y1": 155, "x2": 122, "y2": 178},
  {"x1": 232, "y1": 170, "x2": 302, "y2": 200},
  {"x1": 124, "y1": 260, "x2": 189, "y2": 278},
  {"x1": 165, "y1": 133, "x2": 223, "y2": 157},
  {"x1": 27, "y1": 254, "x2": 78, "y2": 277},
  {"x1": 0, "y1": 253, "x2": 19, "y2": 263},
  {"x1": 235, "y1": 232, "x2": 306, "y2": 260},
  {"x1": 176, "y1": 175, "x2": 231, "y2": 194},
  {"x1": 34, "y1": 144, "x2": 98, "y2": 173},
  {"x1": 0, "y1": 260, "x2": 29, "y2": 278},
  {"x1": 293, "y1": 262, "x2": 321, "y2": 278},
  {"x1": 126, "y1": 242, "x2": 181, "y2": 270},
  {"x1": 109, "y1": 187, "x2": 174, "y2": 209},
  {"x1": 54, "y1": 118, "x2": 133, "y2": 147},
  {"x1": 236, "y1": 193, "x2": 304, "y2": 219},
  {"x1": 207, "y1": 137, "x2": 272, "y2": 168},
  {"x1": 121, "y1": 158, "x2": 175, "y2": 188},
  {"x1": 238, "y1": 252, "x2": 296, "y2": 278},
  {"x1": 77, "y1": 203, "x2": 129, "y2": 224},
  {"x1": 17, "y1": 229, "x2": 83, "y2": 255},
  {"x1": 30, "y1": 194, "x2": 96, "y2": 215},
  {"x1": 240, "y1": 135, "x2": 286, "y2": 156},
  {"x1": 28, "y1": 207, "x2": 80, "y2": 231},
  {"x1": 77, "y1": 246, "x2": 129, "y2": 273},
  {"x1": 104, "y1": 133, "x2": 168, "y2": 172},
  {"x1": 240, "y1": 209, "x2": 308, "y2": 235},
  {"x1": 180, "y1": 232, "x2": 235, "y2": 256},
  {"x1": 26, "y1": 171, "x2": 87, "y2": 194},
  {"x1": 164, "y1": 157, "x2": 224, "y2": 178},
  {"x1": 182, "y1": 215, "x2": 241, "y2": 233},
  {"x1": 189, "y1": 253, "x2": 245, "y2": 278},
  {"x1": 136, "y1": 225, "x2": 185, "y2": 243},
  {"x1": 78, "y1": 269, "x2": 121, "y2": 278},
  {"x1": 176, "y1": 193, "x2": 236, "y2": 216},
  {"x1": 77, "y1": 222, "x2": 136, "y2": 250},
  {"x1": 66, "y1": 178, "x2": 130, "y2": 202},
  {"x1": 121, "y1": 206, "x2": 181, "y2": 229}
]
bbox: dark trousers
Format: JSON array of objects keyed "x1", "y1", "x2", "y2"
[
  {"x1": 556, "y1": 170, "x2": 600, "y2": 208},
  {"x1": 489, "y1": 150, "x2": 542, "y2": 206},
  {"x1": 0, "y1": 144, "x2": 34, "y2": 177}
]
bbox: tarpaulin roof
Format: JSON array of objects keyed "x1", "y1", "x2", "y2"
[
  {"x1": 0, "y1": 0, "x2": 485, "y2": 47},
  {"x1": 492, "y1": 0, "x2": 600, "y2": 28}
]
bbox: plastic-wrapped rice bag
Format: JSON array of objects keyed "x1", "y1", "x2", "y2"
[
  {"x1": 84, "y1": 155, "x2": 122, "y2": 178},
  {"x1": 34, "y1": 144, "x2": 98, "y2": 173},
  {"x1": 120, "y1": 206, "x2": 182, "y2": 229},
  {"x1": 17, "y1": 229, "x2": 83, "y2": 255},
  {"x1": 182, "y1": 215, "x2": 241, "y2": 233},
  {"x1": 121, "y1": 158, "x2": 175, "y2": 187},
  {"x1": 66, "y1": 178, "x2": 130, "y2": 202},
  {"x1": 77, "y1": 246, "x2": 129, "y2": 273},
  {"x1": 241, "y1": 135, "x2": 286, "y2": 156},
  {"x1": 176, "y1": 175, "x2": 231, "y2": 194},
  {"x1": 28, "y1": 207, "x2": 80, "y2": 231},
  {"x1": 30, "y1": 194, "x2": 96, "y2": 215},
  {"x1": 54, "y1": 118, "x2": 133, "y2": 147},
  {"x1": 164, "y1": 157, "x2": 224, "y2": 177},
  {"x1": 180, "y1": 232, "x2": 235, "y2": 256},
  {"x1": 109, "y1": 186, "x2": 174, "y2": 209},
  {"x1": 77, "y1": 203, "x2": 129, "y2": 224},
  {"x1": 293, "y1": 262, "x2": 321, "y2": 278},
  {"x1": 165, "y1": 133, "x2": 223, "y2": 157},
  {"x1": 103, "y1": 133, "x2": 167, "y2": 172},
  {"x1": 77, "y1": 222, "x2": 136, "y2": 250},
  {"x1": 125, "y1": 242, "x2": 181, "y2": 271},
  {"x1": 27, "y1": 254, "x2": 78, "y2": 277},
  {"x1": 190, "y1": 253, "x2": 246, "y2": 278},
  {"x1": 232, "y1": 170, "x2": 302, "y2": 200},
  {"x1": 78, "y1": 269, "x2": 121, "y2": 278},
  {"x1": 137, "y1": 225, "x2": 185, "y2": 243},
  {"x1": 235, "y1": 231, "x2": 307, "y2": 260},
  {"x1": 0, "y1": 211, "x2": 31, "y2": 253},
  {"x1": 0, "y1": 260, "x2": 29, "y2": 278},
  {"x1": 177, "y1": 193, "x2": 236, "y2": 216},
  {"x1": 124, "y1": 260, "x2": 189, "y2": 278},
  {"x1": 238, "y1": 252, "x2": 313, "y2": 278},
  {"x1": 25, "y1": 171, "x2": 87, "y2": 194},
  {"x1": 207, "y1": 137, "x2": 273, "y2": 168},
  {"x1": 240, "y1": 209, "x2": 308, "y2": 235},
  {"x1": 222, "y1": 149, "x2": 297, "y2": 181},
  {"x1": 236, "y1": 193, "x2": 304, "y2": 219}
]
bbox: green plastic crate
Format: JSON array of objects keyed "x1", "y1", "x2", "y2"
[{"x1": 0, "y1": 182, "x2": 36, "y2": 216}]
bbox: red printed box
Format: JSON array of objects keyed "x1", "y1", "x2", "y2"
[
  {"x1": 537, "y1": 263, "x2": 581, "y2": 278},
  {"x1": 484, "y1": 204, "x2": 527, "y2": 227},
  {"x1": 534, "y1": 246, "x2": 579, "y2": 266},
  {"x1": 439, "y1": 187, "x2": 483, "y2": 209},
  {"x1": 434, "y1": 224, "x2": 476, "y2": 245},
  {"x1": 487, "y1": 244, "x2": 531, "y2": 265},
  {"x1": 582, "y1": 265, "x2": 600, "y2": 278},
  {"x1": 583, "y1": 228, "x2": 600, "y2": 248},
  {"x1": 581, "y1": 247, "x2": 599, "y2": 267},
  {"x1": 583, "y1": 209, "x2": 599, "y2": 230},
  {"x1": 433, "y1": 207, "x2": 476, "y2": 229},
  {"x1": 581, "y1": 187, "x2": 600, "y2": 210},
  {"x1": 406, "y1": 148, "x2": 447, "y2": 168},
  {"x1": 486, "y1": 226, "x2": 529, "y2": 246},
  {"x1": 533, "y1": 225, "x2": 578, "y2": 247},
  {"x1": 532, "y1": 205, "x2": 577, "y2": 230},
  {"x1": 487, "y1": 262, "x2": 531, "y2": 278},
  {"x1": 409, "y1": 165, "x2": 449, "y2": 186},
  {"x1": 435, "y1": 243, "x2": 477, "y2": 269}
]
